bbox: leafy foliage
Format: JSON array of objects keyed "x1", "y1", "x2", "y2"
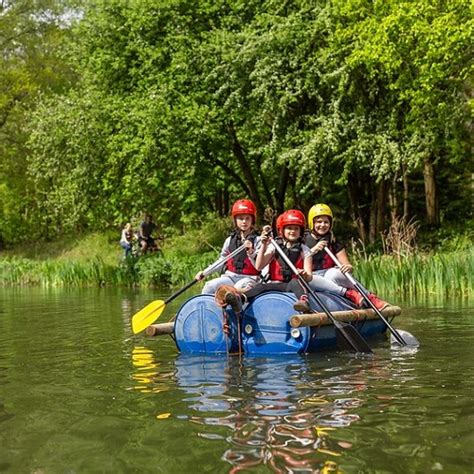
[
  {"x1": 0, "y1": 0, "x2": 471, "y2": 245},
  {"x1": 0, "y1": 0, "x2": 78, "y2": 242}
]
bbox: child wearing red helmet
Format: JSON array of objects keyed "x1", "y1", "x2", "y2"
[
  {"x1": 196, "y1": 199, "x2": 261, "y2": 295},
  {"x1": 216, "y1": 210, "x2": 313, "y2": 313}
]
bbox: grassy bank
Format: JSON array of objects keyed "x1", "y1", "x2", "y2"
[
  {"x1": 0, "y1": 222, "x2": 472, "y2": 296},
  {"x1": 0, "y1": 253, "x2": 215, "y2": 287},
  {"x1": 0, "y1": 221, "x2": 228, "y2": 289}
]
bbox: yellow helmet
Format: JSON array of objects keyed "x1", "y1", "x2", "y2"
[{"x1": 308, "y1": 203, "x2": 333, "y2": 229}]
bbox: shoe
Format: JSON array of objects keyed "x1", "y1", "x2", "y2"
[
  {"x1": 215, "y1": 284, "x2": 235, "y2": 307},
  {"x1": 293, "y1": 295, "x2": 311, "y2": 313},
  {"x1": 345, "y1": 288, "x2": 364, "y2": 308},
  {"x1": 367, "y1": 293, "x2": 390, "y2": 311},
  {"x1": 225, "y1": 291, "x2": 243, "y2": 313}
]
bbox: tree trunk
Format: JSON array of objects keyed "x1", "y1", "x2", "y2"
[
  {"x1": 376, "y1": 180, "x2": 387, "y2": 235},
  {"x1": 368, "y1": 179, "x2": 387, "y2": 243},
  {"x1": 388, "y1": 174, "x2": 398, "y2": 224},
  {"x1": 255, "y1": 153, "x2": 276, "y2": 211},
  {"x1": 402, "y1": 164, "x2": 409, "y2": 219},
  {"x1": 348, "y1": 179, "x2": 367, "y2": 242},
  {"x1": 215, "y1": 188, "x2": 230, "y2": 217},
  {"x1": 215, "y1": 190, "x2": 222, "y2": 216},
  {"x1": 369, "y1": 185, "x2": 377, "y2": 244},
  {"x1": 423, "y1": 157, "x2": 439, "y2": 225},
  {"x1": 223, "y1": 188, "x2": 229, "y2": 217},
  {"x1": 226, "y1": 122, "x2": 265, "y2": 216}
]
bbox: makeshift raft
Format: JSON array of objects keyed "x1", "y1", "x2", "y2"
[{"x1": 146, "y1": 292, "x2": 401, "y2": 355}]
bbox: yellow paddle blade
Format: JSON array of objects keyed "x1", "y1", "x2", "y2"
[{"x1": 132, "y1": 300, "x2": 166, "y2": 334}]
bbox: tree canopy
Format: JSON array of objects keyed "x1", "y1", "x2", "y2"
[{"x1": 1, "y1": 0, "x2": 472, "y2": 244}]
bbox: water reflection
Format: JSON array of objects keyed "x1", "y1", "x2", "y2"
[
  {"x1": 130, "y1": 346, "x2": 170, "y2": 394},
  {"x1": 1, "y1": 287, "x2": 472, "y2": 472},
  {"x1": 173, "y1": 354, "x2": 370, "y2": 473}
]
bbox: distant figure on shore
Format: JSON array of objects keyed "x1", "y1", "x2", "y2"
[
  {"x1": 139, "y1": 214, "x2": 159, "y2": 254},
  {"x1": 120, "y1": 223, "x2": 135, "y2": 258}
]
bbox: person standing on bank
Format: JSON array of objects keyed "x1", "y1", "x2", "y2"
[
  {"x1": 305, "y1": 203, "x2": 389, "y2": 310},
  {"x1": 196, "y1": 199, "x2": 261, "y2": 295},
  {"x1": 120, "y1": 223, "x2": 135, "y2": 258}
]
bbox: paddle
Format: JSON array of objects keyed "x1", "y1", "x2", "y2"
[
  {"x1": 269, "y1": 237, "x2": 373, "y2": 354},
  {"x1": 323, "y1": 247, "x2": 419, "y2": 347},
  {"x1": 131, "y1": 242, "x2": 248, "y2": 334}
]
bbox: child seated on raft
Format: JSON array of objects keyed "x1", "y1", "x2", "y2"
[
  {"x1": 305, "y1": 203, "x2": 389, "y2": 310},
  {"x1": 195, "y1": 199, "x2": 261, "y2": 294},
  {"x1": 215, "y1": 209, "x2": 314, "y2": 313}
]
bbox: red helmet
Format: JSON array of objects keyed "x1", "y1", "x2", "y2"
[
  {"x1": 276, "y1": 214, "x2": 284, "y2": 234},
  {"x1": 276, "y1": 209, "x2": 306, "y2": 235},
  {"x1": 231, "y1": 199, "x2": 257, "y2": 220}
]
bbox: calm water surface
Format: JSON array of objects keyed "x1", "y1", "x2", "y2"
[{"x1": 0, "y1": 287, "x2": 472, "y2": 473}]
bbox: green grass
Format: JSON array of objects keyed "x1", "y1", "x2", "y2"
[
  {"x1": 0, "y1": 221, "x2": 228, "y2": 288},
  {"x1": 0, "y1": 221, "x2": 472, "y2": 295},
  {"x1": 1, "y1": 231, "x2": 121, "y2": 265}
]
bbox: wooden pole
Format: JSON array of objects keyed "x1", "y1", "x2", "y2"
[
  {"x1": 290, "y1": 306, "x2": 401, "y2": 328},
  {"x1": 145, "y1": 322, "x2": 174, "y2": 337}
]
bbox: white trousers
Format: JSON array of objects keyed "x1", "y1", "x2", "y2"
[{"x1": 202, "y1": 273, "x2": 259, "y2": 295}]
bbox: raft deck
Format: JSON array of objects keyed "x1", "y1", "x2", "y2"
[{"x1": 146, "y1": 306, "x2": 401, "y2": 336}]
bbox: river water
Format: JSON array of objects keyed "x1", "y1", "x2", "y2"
[{"x1": 0, "y1": 287, "x2": 472, "y2": 473}]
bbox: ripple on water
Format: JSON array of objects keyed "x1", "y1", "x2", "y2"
[{"x1": 0, "y1": 289, "x2": 473, "y2": 473}]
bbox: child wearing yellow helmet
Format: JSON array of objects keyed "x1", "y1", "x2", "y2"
[{"x1": 305, "y1": 203, "x2": 389, "y2": 310}]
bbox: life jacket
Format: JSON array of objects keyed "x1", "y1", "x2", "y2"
[
  {"x1": 225, "y1": 229, "x2": 260, "y2": 276},
  {"x1": 269, "y1": 237, "x2": 304, "y2": 282},
  {"x1": 304, "y1": 231, "x2": 341, "y2": 271}
]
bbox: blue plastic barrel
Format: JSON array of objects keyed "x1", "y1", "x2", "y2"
[
  {"x1": 242, "y1": 292, "x2": 311, "y2": 355},
  {"x1": 174, "y1": 295, "x2": 240, "y2": 354}
]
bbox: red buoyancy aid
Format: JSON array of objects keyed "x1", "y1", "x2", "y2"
[
  {"x1": 225, "y1": 230, "x2": 260, "y2": 276},
  {"x1": 304, "y1": 231, "x2": 344, "y2": 271},
  {"x1": 269, "y1": 238, "x2": 304, "y2": 282}
]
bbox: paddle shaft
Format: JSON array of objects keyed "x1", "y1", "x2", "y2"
[
  {"x1": 201, "y1": 242, "x2": 249, "y2": 278},
  {"x1": 269, "y1": 237, "x2": 372, "y2": 353},
  {"x1": 132, "y1": 244, "x2": 250, "y2": 333},
  {"x1": 167, "y1": 242, "x2": 249, "y2": 311},
  {"x1": 323, "y1": 247, "x2": 408, "y2": 346},
  {"x1": 164, "y1": 279, "x2": 199, "y2": 305}
]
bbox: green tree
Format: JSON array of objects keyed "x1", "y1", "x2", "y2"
[
  {"x1": 25, "y1": 0, "x2": 472, "y2": 243},
  {"x1": 328, "y1": 0, "x2": 472, "y2": 230},
  {"x1": 0, "y1": 0, "x2": 77, "y2": 242}
]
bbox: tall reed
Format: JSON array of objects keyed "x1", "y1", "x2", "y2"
[
  {"x1": 0, "y1": 252, "x2": 215, "y2": 288},
  {"x1": 354, "y1": 249, "x2": 473, "y2": 297},
  {"x1": 0, "y1": 249, "x2": 472, "y2": 296}
]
